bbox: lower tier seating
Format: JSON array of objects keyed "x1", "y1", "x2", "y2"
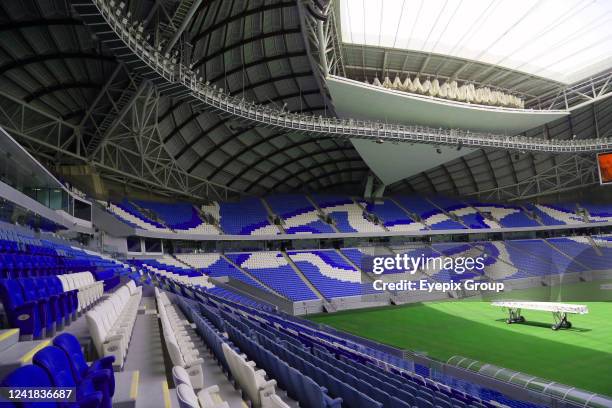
[
  {"x1": 0, "y1": 276, "x2": 79, "y2": 339},
  {"x1": 0, "y1": 332, "x2": 116, "y2": 408},
  {"x1": 57, "y1": 272, "x2": 104, "y2": 311},
  {"x1": 179, "y1": 299, "x2": 293, "y2": 408},
  {"x1": 174, "y1": 365, "x2": 230, "y2": 408},
  {"x1": 174, "y1": 286, "x2": 526, "y2": 408},
  {"x1": 156, "y1": 288, "x2": 205, "y2": 389},
  {"x1": 86, "y1": 281, "x2": 142, "y2": 369}
]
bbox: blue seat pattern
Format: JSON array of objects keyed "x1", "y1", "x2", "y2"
[{"x1": 218, "y1": 198, "x2": 276, "y2": 235}]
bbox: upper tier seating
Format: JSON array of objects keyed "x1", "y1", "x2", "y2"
[
  {"x1": 133, "y1": 200, "x2": 218, "y2": 234},
  {"x1": 101, "y1": 195, "x2": 612, "y2": 236},
  {"x1": 393, "y1": 196, "x2": 464, "y2": 230},
  {"x1": 287, "y1": 250, "x2": 366, "y2": 298},
  {"x1": 86, "y1": 281, "x2": 142, "y2": 369},
  {"x1": 365, "y1": 200, "x2": 424, "y2": 231},
  {"x1": 227, "y1": 252, "x2": 318, "y2": 301},
  {"x1": 524, "y1": 203, "x2": 583, "y2": 226},
  {"x1": 310, "y1": 195, "x2": 385, "y2": 233},
  {"x1": 471, "y1": 203, "x2": 540, "y2": 228},
  {"x1": 107, "y1": 200, "x2": 172, "y2": 232},
  {"x1": 581, "y1": 202, "x2": 612, "y2": 222},
  {"x1": 218, "y1": 198, "x2": 280, "y2": 235},
  {"x1": 265, "y1": 194, "x2": 334, "y2": 234},
  {"x1": 428, "y1": 196, "x2": 492, "y2": 229}
]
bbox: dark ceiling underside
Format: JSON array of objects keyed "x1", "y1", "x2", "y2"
[{"x1": 0, "y1": 0, "x2": 610, "y2": 200}]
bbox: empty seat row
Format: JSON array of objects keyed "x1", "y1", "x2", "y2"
[
  {"x1": 225, "y1": 321, "x2": 342, "y2": 408},
  {"x1": 221, "y1": 342, "x2": 287, "y2": 408},
  {"x1": 176, "y1": 296, "x2": 290, "y2": 408},
  {"x1": 58, "y1": 272, "x2": 104, "y2": 311},
  {"x1": 156, "y1": 288, "x2": 206, "y2": 389},
  {"x1": 0, "y1": 332, "x2": 115, "y2": 408},
  {"x1": 173, "y1": 365, "x2": 229, "y2": 408},
  {"x1": 166, "y1": 279, "x2": 528, "y2": 408},
  {"x1": 0, "y1": 276, "x2": 78, "y2": 339},
  {"x1": 86, "y1": 281, "x2": 142, "y2": 369}
]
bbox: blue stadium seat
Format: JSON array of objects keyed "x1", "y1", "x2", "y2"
[
  {"x1": 19, "y1": 278, "x2": 59, "y2": 334},
  {"x1": 0, "y1": 365, "x2": 58, "y2": 408},
  {"x1": 45, "y1": 276, "x2": 78, "y2": 320},
  {"x1": 30, "y1": 277, "x2": 72, "y2": 326},
  {"x1": 33, "y1": 346, "x2": 110, "y2": 408},
  {"x1": 0, "y1": 279, "x2": 43, "y2": 338},
  {"x1": 53, "y1": 333, "x2": 116, "y2": 397}
]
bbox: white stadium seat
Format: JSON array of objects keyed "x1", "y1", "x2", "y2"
[
  {"x1": 86, "y1": 282, "x2": 142, "y2": 369},
  {"x1": 173, "y1": 366, "x2": 229, "y2": 408},
  {"x1": 221, "y1": 342, "x2": 287, "y2": 408},
  {"x1": 57, "y1": 272, "x2": 104, "y2": 311},
  {"x1": 156, "y1": 289, "x2": 205, "y2": 389}
]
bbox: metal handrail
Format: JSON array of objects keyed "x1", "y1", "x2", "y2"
[{"x1": 90, "y1": 0, "x2": 612, "y2": 153}]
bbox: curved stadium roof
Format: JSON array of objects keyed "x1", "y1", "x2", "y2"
[
  {"x1": 339, "y1": 0, "x2": 612, "y2": 84},
  {"x1": 0, "y1": 0, "x2": 611, "y2": 201}
]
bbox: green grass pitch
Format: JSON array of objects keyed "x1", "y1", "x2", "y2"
[{"x1": 307, "y1": 281, "x2": 612, "y2": 396}]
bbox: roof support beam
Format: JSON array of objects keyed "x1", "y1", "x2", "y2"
[
  {"x1": 163, "y1": 0, "x2": 204, "y2": 54},
  {"x1": 0, "y1": 89, "x2": 239, "y2": 201},
  {"x1": 467, "y1": 154, "x2": 597, "y2": 202}
]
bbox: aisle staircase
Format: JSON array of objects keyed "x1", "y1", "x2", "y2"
[{"x1": 281, "y1": 251, "x2": 336, "y2": 312}]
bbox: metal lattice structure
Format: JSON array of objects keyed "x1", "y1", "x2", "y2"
[
  {"x1": 0, "y1": 0, "x2": 611, "y2": 201},
  {"x1": 69, "y1": 0, "x2": 612, "y2": 153},
  {"x1": 0, "y1": 87, "x2": 238, "y2": 200}
]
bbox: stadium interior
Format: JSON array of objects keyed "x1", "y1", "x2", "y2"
[{"x1": 0, "y1": 0, "x2": 612, "y2": 407}]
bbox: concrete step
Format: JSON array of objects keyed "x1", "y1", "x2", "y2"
[
  {"x1": 0, "y1": 329, "x2": 19, "y2": 353},
  {"x1": 112, "y1": 370, "x2": 140, "y2": 408},
  {"x1": 282, "y1": 251, "x2": 326, "y2": 302},
  {"x1": 0, "y1": 338, "x2": 52, "y2": 380}
]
